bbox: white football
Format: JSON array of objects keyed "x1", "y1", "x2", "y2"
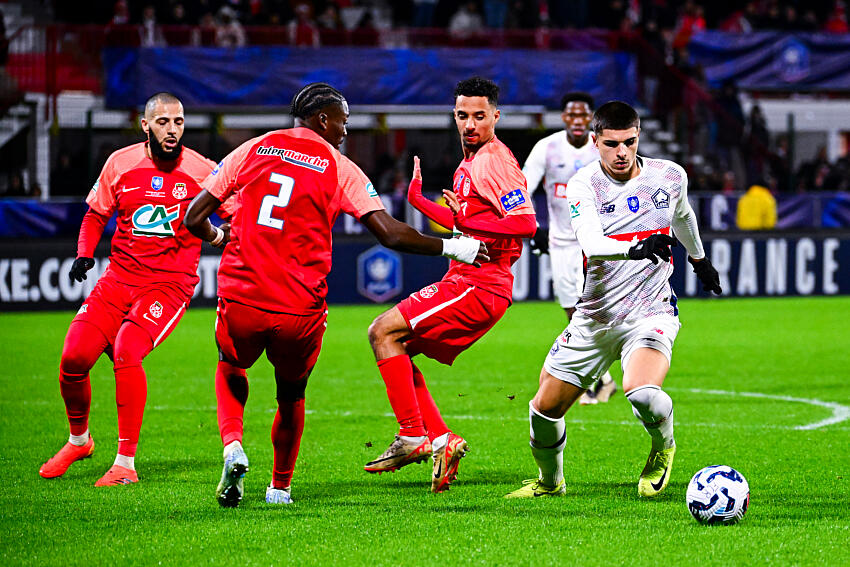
[{"x1": 686, "y1": 465, "x2": 750, "y2": 525}]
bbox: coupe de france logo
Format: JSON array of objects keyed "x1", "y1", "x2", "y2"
[
  {"x1": 778, "y1": 38, "x2": 810, "y2": 83},
  {"x1": 500, "y1": 189, "x2": 526, "y2": 212},
  {"x1": 151, "y1": 176, "x2": 164, "y2": 190},
  {"x1": 357, "y1": 245, "x2": 403, "y2": 303},
  {"x1": 628, "y1": 196, "x2": 640, "y2": 212},
  {"x1": 132, "y1": 204, "x2": 180, "y2": 237}
]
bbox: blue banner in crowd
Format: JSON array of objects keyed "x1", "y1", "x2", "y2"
[
  {"x1": 103, "y1": 46, "x2": 636, "y2": 108},
  {"x1": 688, "y1": 32, "x2": 850, "y2": 90}
]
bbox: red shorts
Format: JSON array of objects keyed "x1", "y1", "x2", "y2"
[
  {"x1": 215, "y1": 298, "x2": 327, "y2": 382},
  {"x1": 397, "y1": 278, "x2": 509, "y2": 365},
  {"x1": 73, "y1": 275, "x2": 190, "y2": 347}
]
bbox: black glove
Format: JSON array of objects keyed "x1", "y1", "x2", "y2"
[
  {"x1": 69, "y1": 257, "x2": 95, "y2": 283},
  {"x1": 529, "y1": 227, "x2": 549, "y2": 255},
  {"x1": 688, "y1": 256, "x2": 722, "y2": 295},
  {"x1": 627, "y1": 233, "x2": 677, "y2": 264}
]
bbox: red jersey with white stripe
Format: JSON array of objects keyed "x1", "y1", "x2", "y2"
[
  {"x1": 202, "y1": 127, "x2": 384, "y2": 314},
  {"x1": 85, "y1": 143, "x2": 217, "y2": 294},
  {"x1": 444, "y1": 136, "x2": 533, "y2": 300},
  {"x1": 567, "y1": 157, "x2": 689, "y2": 324}
]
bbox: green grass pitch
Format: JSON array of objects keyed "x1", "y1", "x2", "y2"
[{"x1": 1, "y1": 297, "x2": 848, "y2": 566}]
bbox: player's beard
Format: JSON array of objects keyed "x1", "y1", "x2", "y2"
[{"x1": 148, "y1": 130, "x2": 183, "y2": 161}]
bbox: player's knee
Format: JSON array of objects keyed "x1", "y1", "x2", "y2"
[
  {"x1": 367, "y1": 315, "x2": 390, "y2": 347},
  {"x1": 626, "y1": 385, "x2": 672, "y2": 424},
  {"x1": 59, "y1": 349, "x2": 93, "y2": 377},
  {"x1": 276, "y1": 378, "x2": 308, "y2": 403}
]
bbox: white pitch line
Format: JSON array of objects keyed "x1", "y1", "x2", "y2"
[{"x1": 675, "y1": 388, "x2": 850, "y2": 431}]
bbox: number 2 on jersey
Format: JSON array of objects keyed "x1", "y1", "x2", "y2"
[{"x1": 257, "y1": 172, "x2": 294, "y2": 229}]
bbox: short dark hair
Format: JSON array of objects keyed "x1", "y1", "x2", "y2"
[
  {"x1": 144, "y1": 92, "x2": 181, "y2": 116},
  {"x1": 560, "y1": 92, "x2": 594, "y2": 111},
  {"x1": 453, "y1": 77, "x2": 499, "y2": 106},
  {"x1": 290, "y1": 82, "x2": 346, "y2": 119},
  {"x1": 591, "y1": 101, "x2": 640, "y2": 135}
]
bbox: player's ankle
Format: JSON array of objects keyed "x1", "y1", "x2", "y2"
[
  {"x1": 69, "y1": 429, "x2": 90, "y2": 446},
  {"x1": 223, "y1": 440, "x2": 243, "y2": 459},
  {"x1": 114, "y1": 454, "x2": 135, "y2": 470}
]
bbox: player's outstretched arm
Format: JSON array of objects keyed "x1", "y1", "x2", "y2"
[
  {"x1": 361, "y1": 210, "x2": 488, "y2": 267},
  {"x1": 406, "y1": 156, "x2": 455, "y2": 230},
  {"x1": 442, "y1": 189, "x2": 537, "y2": 239},
  {"x1": 184, "y1": 190, "x2": 230, "y2": 249}
]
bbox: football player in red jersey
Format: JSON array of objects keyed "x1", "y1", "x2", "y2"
[
  {"x1": 183, "y1": 82, "x2": 488, "y2": 507},
  {"x1": 364, "y1": 77, "x2": 537, "y2": 493},
  {"x1": 39, "y1": 92, "x2": 232, "y2": 487}
]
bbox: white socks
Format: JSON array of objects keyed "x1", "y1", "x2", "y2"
[
  {"x1": 600, "y1": 371, "x2": 614, "y2": 385},
  {"x1": 529, "y1": 401, "x2": 566, "y2": 487},
  {"x1": 626, "y1": 385, "x2": 675, "y2": 450},
  {"x1": 223, "y1": 440, "x2": 243, "y2": 459},
  {"x1": 69, "y1": 430, "x2": 90, "y2": 446},
  {"x1": 114, "y1": 454, "x2": 135, "y2": 470},
  {"x1": 430, "y1": 433, "x2": 449, "y2": 452}
]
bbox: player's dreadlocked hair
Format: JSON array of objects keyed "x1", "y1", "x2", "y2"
[
  {"x1": 453, "y1": 77, "x2": 499, "y2": 106},
  {"x1": 591, "y1": 101, "x2": 640, "y2": 135},
  {"x1": 144, "y1": 92, "x2": 181, "y2": 117},
  {"x1": 289, "y1": 83, "x2": 346, "y2": 119},
  {"x1": 560, "y1": 92, "x2": 594, "y2": 111}
]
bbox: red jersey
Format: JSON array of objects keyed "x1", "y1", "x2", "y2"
[
  {"x1": 85, "y1": 143, "x2": 217, "y2": 293},
  {"x1": 444, "y1": 136, "x2": 534, "y2": 299},
  {"x1": 202, "y1": 127, "x2": 384, "y2": 314}
]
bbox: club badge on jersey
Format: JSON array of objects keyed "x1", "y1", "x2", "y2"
[
  {"x1": 172, "y1": 183, "x2": 187, "y2": 199},
  {"x1": 652, "y1": 189, "x2": 670, "y2": 209}
]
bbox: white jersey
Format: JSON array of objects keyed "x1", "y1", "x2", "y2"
[
  {"x1": 567, "y1": 156, "x2": 705, "y2": 325},
  {"x1": 523, "y1": 132, "x2": 599, "y2": 246}
]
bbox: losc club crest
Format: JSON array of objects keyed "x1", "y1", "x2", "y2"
[{"x1": 357, "y1": 245, "x2": 403, "y2": 303}]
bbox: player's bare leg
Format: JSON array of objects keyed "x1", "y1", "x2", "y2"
[
  {"x1": 507, "y1": 368, "x2": 583, "y2": 497},
  {"x1": 365, "y1": 307, "x2": 432, "y2": 474},
  {"x1": 623, "y1": 347, "x2": 675, "y2": 498}
]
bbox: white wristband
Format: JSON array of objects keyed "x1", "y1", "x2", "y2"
[
  {"x1": 441, "y1": 236, "x2": 480, "y2": 265},
  {"x1": 209, "y1": 225, "x2": 224, "y2": 247}
]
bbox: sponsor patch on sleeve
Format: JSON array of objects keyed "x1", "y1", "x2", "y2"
[
  {"x1": 570, "y1": 201, "x2": 581, "y2": 218},
  {"x1": 500, "y1": 189, "x2": 526, "y2": 212},
  {"x1": 211, "y1": 160, "x2": 224, "y2": 175},
  {"x1": 90, "y1": 180, "x2": 99, "y2": 193},
  {"x1": 366, "y1": 182, "x2": 378, "y2": 197}
]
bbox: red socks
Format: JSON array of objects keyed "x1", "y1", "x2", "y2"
[
  {"x1": 411, "y1": 363, "x2": 449, "y2": 442},
  {"x1": 114, "y1": 365, "x2": 147, "y2": 456},
  {"x1": 271, "y1": 400, "x2": 305, "y2": 489},
  {"x1": 113, "y1": 322, "x2": 153, "y2": 458},
  {"x1": 377, "y1": 355, "x2": 427, "y2": 437},
  {"x1": 215, "y1": 361, "x2": 249, "y2": 446},
  {"x1": 59, "y1": 321, "x2": 109, "y2": 436},
  {"x1": 60, "y1": 372, "x2": 91, "y2": 436}
]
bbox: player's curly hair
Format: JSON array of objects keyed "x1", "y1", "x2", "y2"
[
  {"x1": 289, "y1": 83, "x2": 346, "y2": 119},
  {"x1": 453, "y1": 77, "x2": 499, "y2": 106},
  {"x1": 560, "y1": 92, "x2": 594, "y2": 111},
  {"x1": 591, "y1": 101, "x2": 640, "y2": 134}
]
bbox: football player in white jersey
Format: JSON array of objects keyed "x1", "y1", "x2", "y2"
[
  {"x1": 522, "y1": 92, "x2": 618, "y2": 406},
  {"x1": 507, "y1": 101, "x2": 722, "y2": 499}
]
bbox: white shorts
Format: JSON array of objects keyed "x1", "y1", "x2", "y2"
[
  {"x1": 543, "y1": 312, "x2": 681, "y2": 389},
  {"x1": 549, "y1": 241, "x2": 584, "y2": 309}
]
